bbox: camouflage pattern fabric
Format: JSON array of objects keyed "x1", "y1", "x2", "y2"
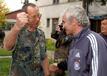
[{"x1": 9, "y1": 28, "x2": 46, "y2": 76}]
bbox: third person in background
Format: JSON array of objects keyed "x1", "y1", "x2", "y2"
[{"x1": 100, "y1": 16, "x2": 107, "y2": 43}]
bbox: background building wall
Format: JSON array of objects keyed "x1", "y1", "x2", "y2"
[
  {"x1": 36, "y1": 0, "x2": 82, "y2": 38},
  {"x1": 5, "y1": 0, "x2": 82, "y2": 39}
]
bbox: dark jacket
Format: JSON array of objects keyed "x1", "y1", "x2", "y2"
[
  {"x1": 68, "y1": 28, "x2": 107, "y2": 76},
  {"x1": 100, "y1": 33, "x2": 107, "y2": 43}
]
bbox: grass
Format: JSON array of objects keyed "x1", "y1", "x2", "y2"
[
  {"x1": 0, "y1": 58, "x2": 11, "y2": 76},
  {"x1": 0, "y1": 48, "x2": 12, "y2": 56},
  {"x1": 0, "y1": 39, "x2": 56, "y2": 76}
]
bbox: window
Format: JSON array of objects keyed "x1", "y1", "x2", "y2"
[
  {"x1": 96, "y1": 0, "x2": 106, "y2": 5},
  {"x1": 96, "y1": 0, "x2": 103, "y2": 2},
  {"x1": 68, "y1": 0, "x2": 82, "y2": 2},
  {"x1": 53, "y1": 0, "x2": 59, "y2": 4},
  {"x1": 90, "y1": 19, "x2": 101, "y2": 33},
  {"x1": 47, "y1": 18, "x2": 50, "y2": 27},
  {"x1": 52, "y1": 18, "x2": 59, "y2": 34}
]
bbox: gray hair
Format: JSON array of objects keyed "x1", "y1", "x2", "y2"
[{"x1": 63, "y1": 5, "x2": 90, "y2": 27}]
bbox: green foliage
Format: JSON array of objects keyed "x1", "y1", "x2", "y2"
[
  {"x1": 46, "y1": 38, "x2": 56, "y2": 51},
  {"x1": 0, "y1": 0, "x2": 9, "y2": 26},
  {"x1": 0, "y1": 48, "x2": 12, "y2": 56},
  {"x1": 0, "y1": 22, "x2": 14, "y2": 30},
  {"x1": 49, "y1": 58, "x2": 54, "y2": 64},
  {"x1": 0, "y1": 58, "x2": 11, "y2": 76}
]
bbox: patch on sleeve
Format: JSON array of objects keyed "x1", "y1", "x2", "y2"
[{"x1": 74, "y1": 52, "x2": 80, "y2": 70}]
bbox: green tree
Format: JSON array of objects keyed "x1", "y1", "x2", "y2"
[{"x1": 0, "y1": 0, "x2": 8, "y2": 26}]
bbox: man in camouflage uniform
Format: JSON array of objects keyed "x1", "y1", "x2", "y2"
[{"x1": 3, "y1": 3, "x2": 49, "y2": 76}]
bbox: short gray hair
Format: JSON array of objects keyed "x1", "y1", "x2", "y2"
[{"x1": 64, "y1": 5, "x2": 90, "y2": 27}]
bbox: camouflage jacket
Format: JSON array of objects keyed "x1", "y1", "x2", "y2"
[{"x1": 10, "y1": 28, "x2": 46, "y2": 76}]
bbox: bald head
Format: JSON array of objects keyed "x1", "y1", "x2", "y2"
[{"x1": 22, "y1": 3, "x2": 39, "y2": 13}]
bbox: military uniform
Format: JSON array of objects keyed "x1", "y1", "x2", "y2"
[{"x1": 9, "y1": 28, "x2": 46, "y2": 76}]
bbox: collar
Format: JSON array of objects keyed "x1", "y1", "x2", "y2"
[{"x1": 72, "y1": 26, "x2": 90, "y2": 40}]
